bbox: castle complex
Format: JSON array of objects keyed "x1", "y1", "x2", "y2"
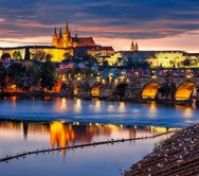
[
  {"x1": 52, "y1": 22, "x2": 96, "y2": 48},
  {"x1": 0, "y1": 22, "x2": 199, "y2": 68}
]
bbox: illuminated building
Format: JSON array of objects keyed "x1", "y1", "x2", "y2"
[
  {"x1": 0, "y1": 22, "x2": 114, "y2": 62},
  {"x1": 104, "y1": 50, "x2": 199, "y2": 68},
  {"x1": 52, "y1": 22, "x2": 96, "y2": 48}
]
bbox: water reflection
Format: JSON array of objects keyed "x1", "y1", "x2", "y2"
[
  {"x1": 0, "y1": 120, "x2": 176, "y2": 157},
  {"x1": 0, "y1": 97, "x2": 198, "y2": 128},
  {"x1": 74, "y1": 98, "x2": 82, "y2": 112},
  {"x1": 175, "y1": 105, "x2": 195, "y2": 119},
  {"x1": 118, "y1": 102, "x2": 126, "y2": 112},
  {"x1": 147, "y1": 102, "x2": 158, "y2": 118},
  {"x1": 53, "y1": 98, "x2": 68, "y2": 112}
]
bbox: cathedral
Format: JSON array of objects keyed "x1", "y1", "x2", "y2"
[{"x1": 52, "y1": 22, "x2": 96, "y2": 48}]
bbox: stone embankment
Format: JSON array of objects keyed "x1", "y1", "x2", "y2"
[{"x1": 124, "y1": 124, "x2": 199, "y2": 176}]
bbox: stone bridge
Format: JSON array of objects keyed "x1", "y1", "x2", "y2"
[{"x1": 114, "y1": 76, "x2": 199, "y2": 101}]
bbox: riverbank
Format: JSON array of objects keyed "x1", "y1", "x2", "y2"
[
  {"x1": 124, "y1": 124, "x2": 199, "y2": 176},
  {"x1": 0, "y1": 92, "x2": 194, "y2": 107}
]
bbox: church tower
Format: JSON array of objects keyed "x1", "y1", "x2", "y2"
[
  {"x1": 131, "y1": 41, "x2": 139, "y2": 51},
  {"x1": 52, "y1": 27, "x2": 58, "y2": 47},
  {"x1": 58, "y1": 28, "x2": 63, "y2": 48},
  {"x1": 62, "y1": 22, "x2": 72, "y2": 48}
]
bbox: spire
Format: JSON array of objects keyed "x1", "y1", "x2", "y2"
[
  {"x1": 131, "y1": 40, "x2": 135, "y2": 51},
  {"x1": 65, "y1": 22, "x2": 69, "y2": 33},
  {"x1": 135, "y1": 43, "x2": 139, "y2": 51},
  {"x1": 54, "y1": 26, "x2": 57, "y2": 34},
  {"x1": 74, "y1": 25, "x2": 77, "y2": 38},
  {"x1": 59, "y1": 28, "x2": 62, "y2": 38}
]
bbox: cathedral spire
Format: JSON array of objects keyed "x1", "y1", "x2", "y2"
[
  {"x1": 65, "y1": 22, "x2": 69, "y2": 33},
  {"x1": 59, "y1": 28, "x2": 62, "y2": 37},
  {"x1": 131, "y1": 40, "x2": 139, "y2": 51},
  {"x1": 54, "y1": 26, "x2": 57, "y2": 34}
]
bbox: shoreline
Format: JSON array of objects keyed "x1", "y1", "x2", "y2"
[
  {"x1": 0, "y1": 92, "x2": 194, "y2": 107},
  {"x1": 124, "y1": 124, "x2": 199, "y2": 176}
]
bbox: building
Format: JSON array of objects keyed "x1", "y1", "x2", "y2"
[
  {"x1": 0, "y1": 22, "x2": 114, "y2": 62},
  {"x1": 52, "y1": 22, "x2": 96, "y2": 48},
  {"x1": 131, "y1": 41, "x2": 139, "y2": 51}
]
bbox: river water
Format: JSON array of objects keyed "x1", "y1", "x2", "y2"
[{"x1": 0, "y1": 97, "x2": 196, "y2": 176}]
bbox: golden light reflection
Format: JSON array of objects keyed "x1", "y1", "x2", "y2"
[
  {"x1": 94, "y1": 100, "x2": 101, "y2": 111},
  {"x1": 118, "y1": 102, "x2": 126, "y2": 112},
  {"x1": 50, "y1": 122, "x2": 68, "y2": 148},
  {"x1": 0, "y1": 120, "x2": 178, "y2": 155},
  {"x1": 175, "y1": 82, "x2": 196, "y2": 101},
  {"x1": 150, "y1": 126, "x2": 178, "y2": 133},
  {"x1": 10, "y1": 96, "x2": 17, "y2": 106},
  {"x1": 74, "y1": 98, "x2": 82, "y2": 112},
  {"x1": 142, "y1": 82, "x2": 160, "y2": 99},
  {"x1": 175, "y1": 105, "x2": 194, "y2": 118},
  {"x1": 147, "y1": 102, "x2": 158, "y2": 118},
  {"x1": 53, "y1": 98, "x2": 68, "y2": 112}
]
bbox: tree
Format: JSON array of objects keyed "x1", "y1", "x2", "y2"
[
  {"x1": 13, "y1": 51, "x2": 22, "y2": 60},
  {"x1": 40, "y1": 61, "x2": 56, "y2": 90},
  {"x1": 1, "y1": 53, "x2": 11, "y2": 60},
  {"x1": 8, "y1": 62, "x2": 40, "y2": 90},
  {"x1": 182, "y1": 59, "x2": 191, "y2": 67}
]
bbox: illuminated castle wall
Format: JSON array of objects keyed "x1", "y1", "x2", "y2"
[
  {"x1": 0, "y1": 46, "x2": 72, "y2": 62},
  {"x1": 105, "y1": 51, "x2": 199, "y2": 68}
]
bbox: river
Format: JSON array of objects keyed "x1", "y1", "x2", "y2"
[{"x1": 0, "y1": 97, "x2": 196, "y2": 176}]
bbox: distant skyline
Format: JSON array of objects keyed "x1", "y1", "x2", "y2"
[{"x1": 1, "y1": 0, "x2": 199, "y2": 52}]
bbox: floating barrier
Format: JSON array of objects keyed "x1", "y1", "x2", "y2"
[{"x1": 0, "y1": 131, "x2": 173, "y2": 163}]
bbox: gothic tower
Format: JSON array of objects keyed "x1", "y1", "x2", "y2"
[
  {"x1": 58, "y1": 28, "x2": 63, "y2": 48},
  {"x1": 131, "y1": 41, "x2": 139, "y2": 51},
  {"x1": 135, "y1": 43, "x2": 139, "y2": 51},
  {"x1": 52, "y1": 27, "x2": 58, "y2": 47},
  {"x1": 62, "y1": 22, "x2": 72, "y2": 48}
]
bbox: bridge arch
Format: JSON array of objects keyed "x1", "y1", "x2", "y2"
[
  {"x1": 175, "y1": 82, "x2": 196, "y2": 101},
  {"x1": 142, "y1": 82, "x2": 160, "y2": 99},
  {"x1": 1, "y1": 53, "x2": 11, "y2": 60}
]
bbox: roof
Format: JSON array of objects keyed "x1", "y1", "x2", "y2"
[{"x1": 72, "y1": 37, "x2": 95, "y2": 47}]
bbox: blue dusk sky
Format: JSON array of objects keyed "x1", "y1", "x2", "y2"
[{"x1": 0, "y1": 0, "x2": 199, "y2": 51}]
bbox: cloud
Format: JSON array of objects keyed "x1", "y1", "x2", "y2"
[{"x1": 0, "y1": 0, "x2": 199, "y2": 51}]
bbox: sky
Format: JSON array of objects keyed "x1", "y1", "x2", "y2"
[{"x1": 0, "y1": 0, "x2": 199, "y2": 52}]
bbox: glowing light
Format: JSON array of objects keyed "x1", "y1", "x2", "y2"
[
  {"x1": 101, "y1": 79, "x2": 106, "y2": 85},
  {"x1": 91, "y1": 87, "x2": 100, "y2": 97},
  {"x1": 142, "y1": 82, "x2": 160, "y2": 99},
  {"x1": 77, "y1": 76, "x2": 81, "y2": 81},
  {"x1": 73, "y1": 87, "x2": 79, "y2": 96},
  {"x1": 96, "y1": 77, "x2": 101, "y2": 82},
  {"x1": 151, "y1": 75, "x2": 157, "y2": 79},
  {"x1": 175, "y1": 82, "x2": 196, "y2": 101}
]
